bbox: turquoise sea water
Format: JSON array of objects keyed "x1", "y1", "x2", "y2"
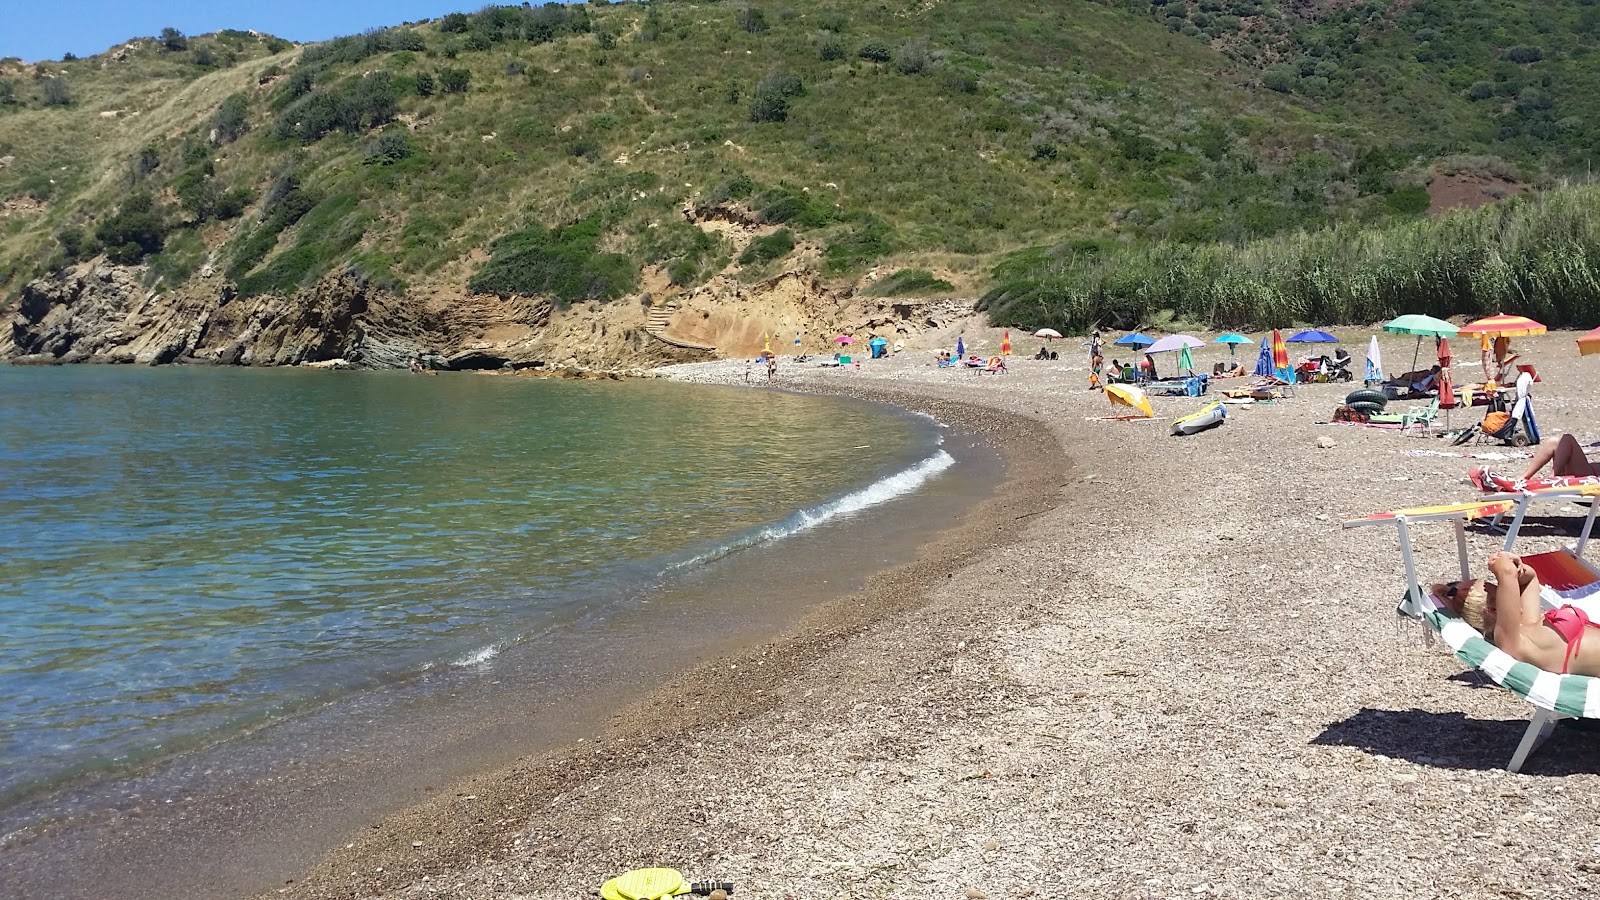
[{"x1": 0, "y1": 366, "x2": 949, "y2": 809}]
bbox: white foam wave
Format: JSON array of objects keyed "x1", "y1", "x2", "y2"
[
  {"x1": 452, "y1": 644, "x2": 500, "y2": 666},
  {"x1": 665, "y1": 449, "x2": 955, "y2": 571}
]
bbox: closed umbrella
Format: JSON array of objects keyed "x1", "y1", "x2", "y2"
[
  {"x1": 1437, "y1": 338, "x2": 1457, "y2": 412},
  {"x1": 1365, "y1": 335, "x2": 1383, "y2": 385},
  {"x1": 956, "y1": 335, "x2": 965, "y2": 359},
  {"x1": 1177, "y1": 344, "x2": 1194, "y2": 375},
  {"x1": 1002, "y1": 330, "x2": 1012, "y2": 356},
  {"x1": 1271, "y1": 329, "x2": 1290, "y2": 376}
]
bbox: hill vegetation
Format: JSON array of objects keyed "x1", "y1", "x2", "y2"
[{"x1": 1, "y1": 1, "x2": 1598, "y2": 334}]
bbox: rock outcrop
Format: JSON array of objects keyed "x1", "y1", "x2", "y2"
[{"x1": 3, "y1": 255, "x2": 973, "y2": 371}]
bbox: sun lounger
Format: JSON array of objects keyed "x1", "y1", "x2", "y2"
[{"x1": 1345, "y1": 499, "x2": 1600, "y2": 771}]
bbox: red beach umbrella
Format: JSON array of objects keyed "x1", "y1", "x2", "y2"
[
  {"x1": 1271, "y1": 329, "x2": 1289, "y2": 370},
  {"x1": 1437, "y1": 337, "x2": 1452, "y2": 368},
  {"x1": 1001, "y1": 330, "x2": 1012, "y2": 356}
]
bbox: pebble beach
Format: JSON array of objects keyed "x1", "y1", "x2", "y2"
[{"x1": 274, "y1": 324, "x2": 1600, "y2": 900}]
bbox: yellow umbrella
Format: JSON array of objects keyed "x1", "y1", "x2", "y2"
[{"x1": 1105, "y1": 384, "x2": 1153, "y2": 418}]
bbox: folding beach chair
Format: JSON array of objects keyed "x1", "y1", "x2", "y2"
[{"x1": 1346, "y1": 499, "x2": 1600, "y2": 771}]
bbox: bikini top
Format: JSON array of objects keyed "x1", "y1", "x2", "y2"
[{"x1": 1544, "y1": 605, "x2": 1598, "y2": 673}]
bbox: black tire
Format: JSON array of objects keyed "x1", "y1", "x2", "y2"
[
  {"x1": 1345, "y1": 389, "x2": 1388, "y2": 408},
  {"x1": 1512, "y1": 432, "x2": 1530, "y2": 447},
  {"x1": 1348, "y1": 401, "x2": 1384, "y2": 416}
]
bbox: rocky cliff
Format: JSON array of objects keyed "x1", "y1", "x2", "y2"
[{"x1": 2, "y1": 255, "x2": 974, "y2": 372}]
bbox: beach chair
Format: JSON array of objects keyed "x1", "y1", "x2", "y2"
[
  {"x1": 1345, "y1": 500, "x2": 1600, "y2": 771},
  {"x1": 981, "y1": 356, "x2": 1008, "y2": 375}
]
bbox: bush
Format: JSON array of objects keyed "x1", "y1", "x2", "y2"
[
  {"x1": 823, "y1": 217, "x2": 893, "y2": 273},
  {"x1": 739, "y1": 8, "x2": 770, "y2": 33},
  {"x1": 194, "y1": 47, "x2": 216, "y2": 68},
  {"x1": 439, "y1": 13, "x2": 471, "y2": 33},
  {"x1": 941, "y1": 70, "x2": 978, "y2": 94},
  {"x1": 893, "y1": 38, "x2": 929, "y2": 75},
  {"x1": 0, "y1": 80, "x2": 14, "y2": 105},
  {"x1": 40, "y1": 76, "x2": 70, "y2": 106},
  {"x1": 439, "y1": 67, "x2": 471, "y2": 94},
  {"x1": 468, "y1": 216, "x2": 637, "y2": 304},
  {"x1": 274, "y1": 72, "x2": 399, "y2": 143},
  {"x1": 597, "y1": 30, "x2": 617, "y2": 50},
  {"x1": 95, "y1": 192, "x2": 165, "y2": 263},
  {"x1": 415, "y1": 71, "x2": 435, "y2": 96},
  {"x1": 57, "y1": 226, "x2": 90, "y2": 261},
  {"x1": 364, "y1": 130, "x2": 413, "y2": 165},
  {"x1": 866, "y1": 269, "x2": 954, "y2": 296},
  {"x1": 818, "y1": 34, "x2": 845, "y2": 61},
  {"x1": 858, "y1": 40, "x2": 891, "y2": 62},
  {"x1": 1384, "y1": 184, "x2": 1432, "y2": 215},
  {"x1": 1504, "y1": 45, "x2": 1544, "y2": 64},
  {"x1": 160, "y1": 27, "x2": 188, "y2": 52},
  {"x1": 1466, "y1": 80, "x2": 1494, "y2": 100},
  {"x1": 738, "y1": 228, "x2": 795, "y2": 264},
  {"x1": 750, "y1": 72, "x2": 801, "y2": 123},
  {"x1": 212, "y1": 93, "x2": 250, "y2": 144}
]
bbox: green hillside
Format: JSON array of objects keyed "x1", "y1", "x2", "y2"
[{"x1": 0, "y1": 0, "x2": 1596, "y2": 322}]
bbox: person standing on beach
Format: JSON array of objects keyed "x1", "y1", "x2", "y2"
[{"x1": 767, "y1": 355, "x2": 777, "y2": 381}]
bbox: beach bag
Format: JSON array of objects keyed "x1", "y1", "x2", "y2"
[{"x1": 1482, "y1": 411, "x2": 1511, "y2": 435}]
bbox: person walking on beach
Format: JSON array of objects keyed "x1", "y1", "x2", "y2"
[{"x1": 766, "y1": 355, "x2": 777, "y2": 381}]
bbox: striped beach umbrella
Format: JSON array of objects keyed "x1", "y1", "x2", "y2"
[
  {"x1": 1001, "y1": 330, "x2": 1012, "y2": 356},
  {"x1": 1460, "y1": 314, "x2": 1547, "y2": 338}
]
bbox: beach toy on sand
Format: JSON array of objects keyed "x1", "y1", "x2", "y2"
[
  {"x1": 1170, "y1": 401, "x2": 1226, "y2": 436},
  {"x1": 600, "y1": 869, "x2": 735, "y2": 899}
]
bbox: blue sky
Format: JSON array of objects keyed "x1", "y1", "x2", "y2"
[{"x1": 2, "y1": 1, "x2": 483, "y2": 62}]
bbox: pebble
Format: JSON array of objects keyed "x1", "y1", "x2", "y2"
[{"x1": 965, "y1": 890, "x2": 987, "y2": 900}]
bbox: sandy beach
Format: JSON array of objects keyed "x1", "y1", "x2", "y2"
[{"x1": 271, "y1": 324, "x2": 1600, "y2": 900}]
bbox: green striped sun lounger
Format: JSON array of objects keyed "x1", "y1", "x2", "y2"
[
  {"x1": 1422, "y1": 605, "x2": 1600, "y2": 773},
  {"x1": 1346, "y1": 499, "x2": 1600, "y2": 773}
]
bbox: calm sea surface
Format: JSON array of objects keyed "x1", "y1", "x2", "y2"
[{"x1": 0, "y1": 366, "x2": 949, "y2": 809}]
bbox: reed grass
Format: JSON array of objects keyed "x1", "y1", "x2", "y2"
[{"x1": 981, "y1": 182, "x2": 1600, "y2": 331}]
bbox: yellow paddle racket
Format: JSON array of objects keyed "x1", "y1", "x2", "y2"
[{"x1": 601, "y1": 868, "x2": 689, "y2": 900}]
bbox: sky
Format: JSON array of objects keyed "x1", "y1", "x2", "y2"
[{"x1": 1, "y1": 1, "x2": 486, "y2": 62}]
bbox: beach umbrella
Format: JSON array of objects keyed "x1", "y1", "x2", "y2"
[
  {"x1": 1146, "y1": 334, "x2": 1204, "y2": 354},
  {"x1": 956, "y1": 335, "x2": 965, "y2": 359},
  {"x1": 1437, "y1": 337, "x2": 1457, "y2": 413},
  {"x1": 1105, "y1": 384, "x2": 1153, "y2": 418},
  {"x1": 1254, "y1": 335, "x2": 1273, "y2": 377},
  {"x1": 1286, "y1": 329, "x2": 1339, "y2": 343},
  {"x1": 1214, "y1": 333, "x2": 1251, "y2": 357},
  {"x1": 794, "y1": 332, "x2": 802, "y2": 351},
  {"x1": 1437, "y1": 337, "x2": 1453, "y2": 368},
  {"x1": 1271, "y1": 329, "x2": 1289, "y2": 370},
  {"x1": 1460, "y1": 314, "x2": 1547, "y2": 338},
  {"x1": 1002, "y1": 330, "x2": 1012, "y2": 356},
  {"x1": 1177, "y1": 344, "x2": 1194, "y2": 375},
  {"x1": 834, "y1": 335, "x2": 855, "y2": 345},
  {"x1": 763, "y1": 332, "x2": 771, "y2": 353},
  {"x1": 1383, "y1": 314, "x2": 1459, "y2": 337},
  {"x1": 1033, "y1": 328, "x2": 1063, "y2": 340},
  {"x1": 1384, "y1": 314, "x2": 1459, "y2": 373},
  {"x1": 1365, "y1": 334, "x2": 1383, "y2": 384},
  {"x1": 1114, "y1": 333, "x2": 1156, "y2": 349},
  {"x1": 1578, "y1": 327, "x2": 1600, "y2": 356}
]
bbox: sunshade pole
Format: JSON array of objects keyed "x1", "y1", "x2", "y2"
[
  {"x1": 1502, "y1": 500, "x2": 1533, "y2": 551},
  {"x1": 1578, "y1": 500, "x2": 1600, "y2": 560},
  {"x1": 1411, "y1": 335, "x2": 1422, "y2": 373},
  {"x1": 1454, "y1": 520, "x2": 1470, "y2": 583},
  {"x1": 1396, "y1": 516, "x2": 1424, "y2": 619}
]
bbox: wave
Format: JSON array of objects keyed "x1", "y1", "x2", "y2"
[
  {"x1": 452, "y1": 644, "x2": 500, "y2": 666},
  {"x1": 663, "y1": 449, "x2": 956, "y2": 572}
]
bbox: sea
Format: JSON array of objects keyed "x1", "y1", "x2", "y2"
[{"x1": 0, "y1": 365, "x2": 997, "y2": 899}]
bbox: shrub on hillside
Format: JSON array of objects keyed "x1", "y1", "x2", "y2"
[
  {"x1": 160, "y1": 27, "x2": 188, "y2": 52},
  {"x1": 740, "y1": 8, "x2": 770, "y2": 33},
  {"x1": 439, "y1": 68, "x2": 471, "y2": 94},
  {"x1": 738, "y1": 229, "x2": 795, "y2": 265},
  {"x1": 866, "y1": 269, "x2": 954, "y2": 296},
  {"x1": 364, "y1": 130, "x2": 414, "y2": 166},
  {"x1": 893, "y1": 39, "x2": 929, "y2": 75},
  {"x1": 858, "y1": 40, "x2": 891, "y2": 62},
  {"x1": 274, "y1": 72, "x2": 399, "y2": 143},
  {"x1": 40, "y1": 76, "x2": 70, "y2": 107},
  {"x1": 468, "y1": 217, "x2": 637, "y2": 304},
  {"x1": 95, "y1": 192, "x2": 166, "y2": 264},
  {"x1": 1384, "y1": 184, "x2": 1431, "y2": 215},
  {"x1": 1504, "y1": 45, "x2": 1544, "y2": 64},
  {"x1": 439, "y1": 13, "x2": 470, "y2": 33},
  {"x1": 818, "y1": 34, "x2": 845, "y2": 61},
  {"x1": 212, "y1": 93, "x2": 250, "y2": 144},
  {"x1": 0, "y1": 79, "x2": 16, "y2": 106},
  {"x1": 414, "y1": 72, "x2": 435, "y2": 96},
  {"x1": 823, "y1": 217, "x2": 893, "y2": 273}
]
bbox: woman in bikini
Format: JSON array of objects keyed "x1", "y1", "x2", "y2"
[{"x1": 1440, "y1": 551, "x2": 1600, "y2": 676}]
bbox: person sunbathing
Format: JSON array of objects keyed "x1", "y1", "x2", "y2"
[{"x1": 1438, "y1": 552, "x2": 1600, "y2": 676}]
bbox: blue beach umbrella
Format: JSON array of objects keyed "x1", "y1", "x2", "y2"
[
  {"x1": 956, "y1": 335, "x2": 965, "y2": 359},
  {"x1": 1214, "y1": 333, "x2": 1252, "y2": 357},
  {"x1": 1286, "y1": 329, "x2": 1339, "y2": 344},
  {"x1": 1115, "y1": 333, "x2": 1156, "y2": 350}
]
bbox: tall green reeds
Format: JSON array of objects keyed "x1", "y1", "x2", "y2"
[{"x1": 981, "y1": 183, "x2": 1600, "y2": 331}]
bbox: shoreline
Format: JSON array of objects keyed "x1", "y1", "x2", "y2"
[{"x1": 266, "y1": 385, "x2": 1070, "y2": 899}]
